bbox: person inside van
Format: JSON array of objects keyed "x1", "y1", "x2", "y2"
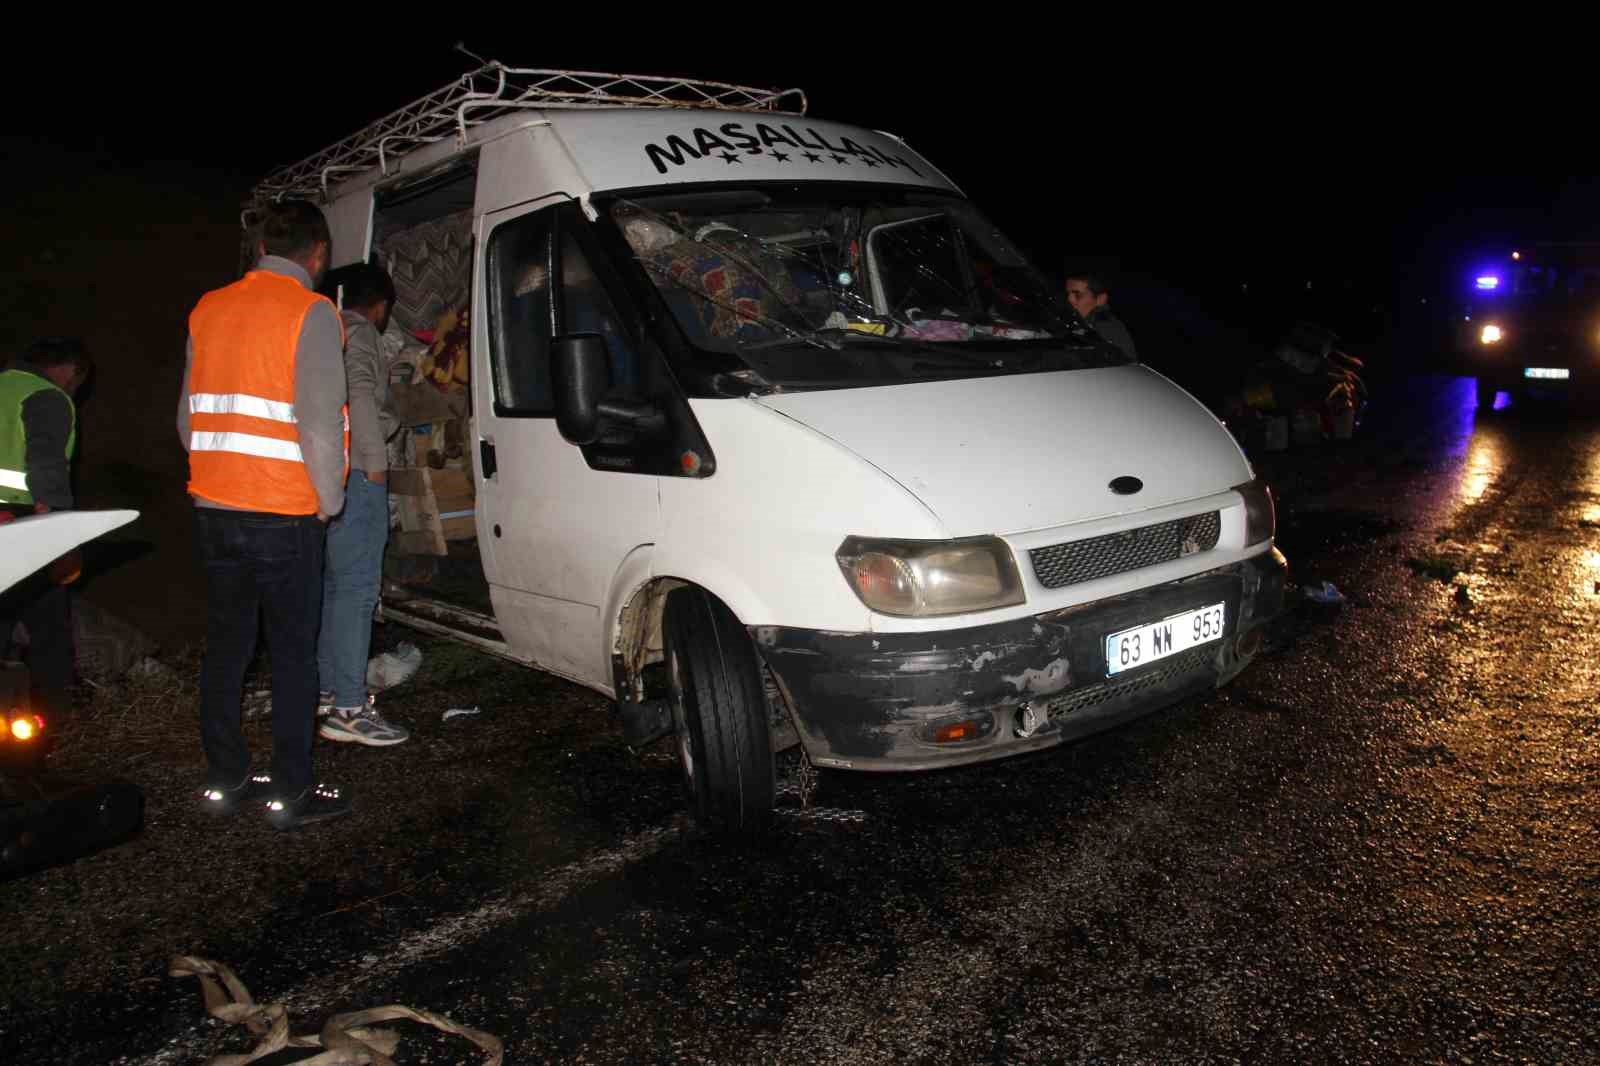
[{"x1": 1065, "y1": 270, "x2": 1139, "y2": 361}]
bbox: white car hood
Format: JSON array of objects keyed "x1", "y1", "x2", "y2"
[
  {"x1": 755, "y1": 366, "x2": 1251, "y2": 537},
  {"x1": 0, "y1": 510, "x2": 139, "y2": 593}
]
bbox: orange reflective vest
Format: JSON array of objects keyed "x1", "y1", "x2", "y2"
[{"x1": 187, "y1": 271, "x2": 346, "y2": 514}]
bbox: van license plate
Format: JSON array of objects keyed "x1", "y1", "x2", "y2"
[{"x1": 1104, "y1": 602, "x2": 1226, "y2": 676}]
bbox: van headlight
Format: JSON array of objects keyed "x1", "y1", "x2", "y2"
[
  {"x1": 836, "y1": 535, "x2": 1025, "y2": 617},
  {"x1": 1480, "y1": 323, "x2": 1504, "y2": 345},
  {"x1": 1235, "y1": 477, "x2": 1276, "y2": 546}
]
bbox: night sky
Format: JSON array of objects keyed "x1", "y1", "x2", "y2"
[{"x1": 6, "y1": 28, "x2": 1599, "y2": 352}]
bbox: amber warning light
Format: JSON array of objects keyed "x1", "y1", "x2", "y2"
[{"x1": 7, "y1": 715, "x2": 44, "y2": 742}]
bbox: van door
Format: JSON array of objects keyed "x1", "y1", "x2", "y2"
[{"x1": 472, "y1": 197, "x2": 660, "y2": 690}]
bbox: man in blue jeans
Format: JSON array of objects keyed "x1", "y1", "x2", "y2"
[{"x1": 318, "y1": 264, "x2": 409, "y2": 746}]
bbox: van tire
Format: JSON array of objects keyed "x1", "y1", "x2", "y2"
[{"x1": 663, "y1": 587, "x2": 775, "y2": 838}]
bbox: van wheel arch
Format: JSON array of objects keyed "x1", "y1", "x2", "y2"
[{"x1": 613, "y1": 578, "x2": 800, "y2": 752}]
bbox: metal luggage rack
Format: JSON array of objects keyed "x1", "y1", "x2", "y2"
[{"x1": 246, "y1": 61, "x2": 808, "y2": 215}]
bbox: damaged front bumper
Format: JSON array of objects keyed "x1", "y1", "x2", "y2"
[{"x1": 755, "y1": 548, "x2": 1287, "y2": 771}]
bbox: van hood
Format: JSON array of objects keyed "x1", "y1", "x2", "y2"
[{"x1": 755, "y1": 366, "x2": 1251, "y2": 538}]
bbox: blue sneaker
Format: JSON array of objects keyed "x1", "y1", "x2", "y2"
[{"x1": 318, "y1": 697, "x2": 409, "y2": 747}]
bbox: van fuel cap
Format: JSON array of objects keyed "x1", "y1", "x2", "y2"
[{"x1": 1108, "y1": 476, "x2": 1143, "y2": 495}]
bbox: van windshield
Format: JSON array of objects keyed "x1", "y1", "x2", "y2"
[{"x1": 606, "y1": 187, "x2": 1128, "y2": 386}]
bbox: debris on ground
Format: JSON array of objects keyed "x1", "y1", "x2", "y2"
[
  {"x1": 368, "y1": 641, "x2": 422, "y2": 693},
  {"x1": 169, "y1": 955, "x2": 503, "y2": 1065},
  {"x1": 125, "y1": 656, "x2": 179, "y2": 683},
  {"x1": 243, "y1": 644, "x2": 424, "y2": 719},
  {"x1": 1405, "y1": 538, "x2": 1472, "y2": 584},
  {"x1": 443, "y1": 705, "x2": 480, "y2": 721},
  {"x1": 1302, "y1": 581, "x2": 1347, "y2": 605}
]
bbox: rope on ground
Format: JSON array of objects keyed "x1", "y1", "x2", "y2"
[{"x1": 169, "y1": 956, "x2": 503, "y2": 1066}]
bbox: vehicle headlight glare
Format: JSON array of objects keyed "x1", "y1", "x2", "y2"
[
  {"x1": 1234, "y1": 477, "x2": 1276, "y2": 546},
  {"x1": 836, "y1": 536, "x2": 1025, "y2": 617},
  {"x1": 1480, "y1": 324, "x2": 1504, "y2": 345}
]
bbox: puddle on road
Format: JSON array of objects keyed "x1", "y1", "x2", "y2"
[
  {"x1": 1458, "y1": 437, "x2": 1503, "y2": 503},
  {"x1": 1577, "y1": 549, "x2": 1600, "y2": 599}
]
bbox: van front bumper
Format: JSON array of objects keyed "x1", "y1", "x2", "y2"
[{"x1": 753, "y1": 548, "x2": 1287, "y2": 771}]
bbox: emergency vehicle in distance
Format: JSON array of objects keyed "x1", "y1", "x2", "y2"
[
  {"x1": 244, "y1": 63, "x2": 1288, "y2": 837},
  {"x1": 1459, "y1": 242, "x2": 1600, "y2": 410}
]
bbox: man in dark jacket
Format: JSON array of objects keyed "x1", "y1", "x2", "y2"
[
  {"x1": 0, "y1": 338, "x2": 93, "y2": 720},
  {"x1": 1066, "y1": 272, "x2": 1139, "y2": 361}
]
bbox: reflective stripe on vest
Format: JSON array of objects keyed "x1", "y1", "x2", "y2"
[
  {"x1": 0, "y1": 368, "x2": 77, "y2": 506},
  {"x1": 189, "y1": 431, "x2": 305, "y2": 462},
  {"x1": 188, "y1": 391, "x2": 298, "y2": 424}
]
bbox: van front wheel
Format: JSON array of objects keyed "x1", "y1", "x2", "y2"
[{"x1": 663, "y1": 587, "x2": 775, "y2": 838}]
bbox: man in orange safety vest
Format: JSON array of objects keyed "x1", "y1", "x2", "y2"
[{"x1": 179, "y1": 200, "x2": 352, "y2": 830}]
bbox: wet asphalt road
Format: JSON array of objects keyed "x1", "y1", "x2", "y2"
[{"x1": 3, "y1": 374, "x2": 1599, "y2": 1064}]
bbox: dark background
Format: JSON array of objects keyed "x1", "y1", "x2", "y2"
[
  {"x1": 8, "y1": 29, "x2": 1600, "y2": 347},
  {"x1": 4, "y1": 27, "x2": 1599, "y2": 464}
]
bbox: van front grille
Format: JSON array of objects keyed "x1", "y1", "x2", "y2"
[{"x1": 1029, "y1": 511, "x2": 1220, "y2": 590}]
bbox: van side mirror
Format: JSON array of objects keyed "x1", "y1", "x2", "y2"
[
  {"x1": 552, "y1": 333, "x2": 609, "y2": 445},
  {"x1": 552, "y1": 332, "x2": 668, "y2": 446}
]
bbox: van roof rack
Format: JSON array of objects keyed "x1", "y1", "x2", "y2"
[{"x1": 247, "y1": 62, "x2": 807, "y2": 214}]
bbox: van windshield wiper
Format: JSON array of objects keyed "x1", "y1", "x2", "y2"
[
  {"x1": 740, "y1": 328, "x2": 945, "y2": 355},
  {"x1": 743, "y1": 329, "x2": 1019, "y2": 375}
]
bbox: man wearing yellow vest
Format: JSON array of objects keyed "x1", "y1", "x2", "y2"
[
  {"x1": 0, "y1": 337, "x2": 92, "y2": 722},
  {"x1": 179, "y1": 201, "x2": 352, "y2": 829}
]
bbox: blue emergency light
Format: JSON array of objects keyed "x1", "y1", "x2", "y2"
[{"x1": 1476, "y1": 275, "x2": 1501, "y2": 291}]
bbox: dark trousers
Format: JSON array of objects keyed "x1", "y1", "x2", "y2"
[
  {"x1": 0, "y1": 569, "x2": 74, "y2": 720},
  {"x1": 195, "y1": 508, "x2": 324, "y2": 795}
]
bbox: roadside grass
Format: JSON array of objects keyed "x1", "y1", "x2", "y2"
[{"x1": 49, "y1": 648, "x2": 210, "y2": 777}]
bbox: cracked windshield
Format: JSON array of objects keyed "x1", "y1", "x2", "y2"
[{"x1": 611, "y1": 189, "x2": 1126, "y2": 376}]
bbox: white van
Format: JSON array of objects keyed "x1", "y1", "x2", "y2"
[{"x1": 249, "y1": 66, "x2": 1286, "y2": 835}]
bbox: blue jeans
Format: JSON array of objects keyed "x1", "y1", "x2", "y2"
[
  {"x1": 318, "y1": 471, "x2": 389, "y2": 708},
  {"x1": 196, "y1": 508, "x2": 324, "y2": 794}
]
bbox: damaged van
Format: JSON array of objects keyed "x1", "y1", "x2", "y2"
[{"x1": 246, "y1": 65, "x2": 1286, "y2": 836}]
